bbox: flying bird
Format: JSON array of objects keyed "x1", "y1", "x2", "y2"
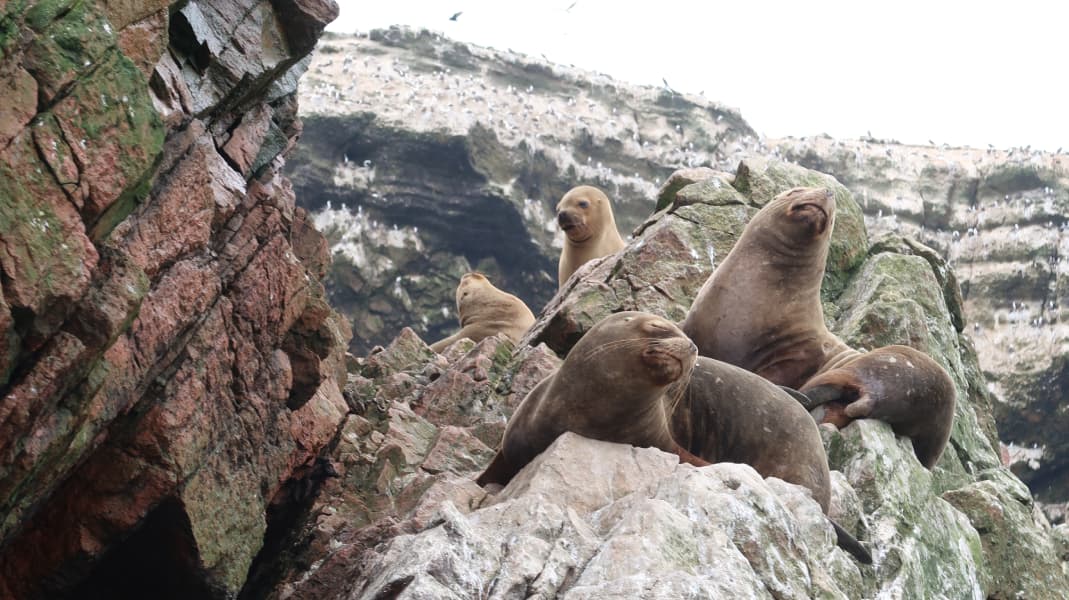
[
  {"x1": 449, "y1": 11, "x2": 462, "y2": 21},
  {"x1": 566, "y1": 2, "x2": 578, "y2": 11}
]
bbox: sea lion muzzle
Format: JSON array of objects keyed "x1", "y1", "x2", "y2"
[{"x1": 557, "y1": 210, "x2": 582, "y2": 231}]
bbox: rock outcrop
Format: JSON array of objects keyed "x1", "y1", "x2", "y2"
[
  {"x1": 292, "y1": 27, "x2": 1069, "y2": 519},
  {"x1": 0, "y1": 0, "x2": 346, "y2": 597},
  {"x1": 260, "y1": 160, "x2": 1069, "y2": 598}
]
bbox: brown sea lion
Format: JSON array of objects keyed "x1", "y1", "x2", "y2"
[
  {"x1": 477, "y1": 312, "x2": 872, "y2": 563},
  {"x1": 797, "y1": 345, "x2": 957, "y2": 469},
  {"x1": 556, "y1": 185, "x2": 626, "y2": 288},
  {"x1": 671, "y1": 356, "x2": 833, "y2": 512},
  {"x1": 672, "y1": 356, "x2": 871, "y2": 563},
  {"x1": 476, "y1": 311, "x2": 706, "y2": 487},
  {"x1": 681, "y1": 186, "x2": 956, "y2": 468},
  {"x1": 429, "y1": 273, "x2": 535, "y2": 353}
]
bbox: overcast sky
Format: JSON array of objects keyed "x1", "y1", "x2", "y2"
[{"x1": 328, "y1": 1, "x2": 1065, "y2": 152}]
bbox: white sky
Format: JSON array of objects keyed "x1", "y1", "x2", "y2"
[{"x1": 328, "y1": 1, "x2": 1066, "y2": 152}]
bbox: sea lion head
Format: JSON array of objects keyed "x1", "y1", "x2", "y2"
[
  {"x1": 571, "y1": 311, "x2": 698, "y2": 387},
  {"x1": 556, "y1": 185, "x2": 613, "y2": 243},
  {"x1": 760, "y1": 187, "x2": 836, "y2": 246},
  {"x1": 455, "y1": 272, "x2": 497, "y2": 324},
  {"x1": 456, "y1": 272, "x2": 488, "y2": 304}
]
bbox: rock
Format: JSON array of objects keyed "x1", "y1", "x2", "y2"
[
  {"x1": 222, "y1": 104, "x2": 276, "y2": 177},
  {"x1": 240, "y1": 333, "x2": 556, "y2": 599},
  {"x1": 355, "y1": 433, "x2": 865, "y2": 600},
  {"x1": 653, "y1": 166, "x2": 722, "y2": 211},
  {"x1": 273, "y1": 0, "x2": 340, "y2": 55},
  {"x1": 943, "y1": 477, "x2": 1068, "y2": 598},
  {"x1": 0, "y1": 65, "x2": 36, "y2": 147},
  {"x1": 0, "y1": 0, "x2": 348, "y2": 597}
]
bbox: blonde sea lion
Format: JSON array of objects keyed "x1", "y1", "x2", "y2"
[
  {"x1": 681, "y1": 187, "x2": 956, "y2": 468},
  {"x1": 429, "y1": 273, "x2": 535, "y2": 353},
  {"x1": 556, "y1": 185, "x2": 626, "y2": 288}
]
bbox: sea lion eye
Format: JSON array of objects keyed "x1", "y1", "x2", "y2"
[
  {"x1": 578, "y1": 201, "x2": 590, "y2": 208},
  {"x1": 624, "y1": 316, "x2": 634, "y2": 322}
]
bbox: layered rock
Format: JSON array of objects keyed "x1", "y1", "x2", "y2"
[
  {"x1": 293, "y1": 28, "x2": 1069, "y2": 518},
  {"x1": 261, "y1": 160, "x2": 1068, "y2": 598},
  {"x1": 0, "y1": 0, "x2": 345, "y2": 597}
]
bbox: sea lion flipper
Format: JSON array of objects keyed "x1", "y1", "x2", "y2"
[
  {"x1": 792, "y1": 383, "x2": 849, "y2": 410},
  {"x1": 778, "y1": 385, "x2": 817, "y2": 409},
  {"x1": 429, "y1": 332, "x2": 463, "y2": 354},
  {"x1": 844, "y1": 394, "x2": 876, "y2": 419},
  {"x1": 671, "y1": 443, "x2": 712, "y2": 467},
  {"x1": 830, "y1": 518, "x2": 873, "y2": 564},
  {"x1": 475, "y1": 451, "x2": 518, "y2": 488}
]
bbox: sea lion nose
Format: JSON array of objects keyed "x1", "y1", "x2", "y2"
[{"x1": 690, "y1": 341, "x2": 698, "y2": 354}]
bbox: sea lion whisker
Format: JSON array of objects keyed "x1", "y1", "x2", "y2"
[{"x1": 663, "y1": 377, "x2": 689, "y2": 420}]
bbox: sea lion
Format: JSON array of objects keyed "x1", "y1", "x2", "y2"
[
  {"x1": 796, "y1": 345, "x2": 957, "y2": 469},
  {"x1": 671, "y1": 356, "x2": 833, "y2": 512},
  {"x1": 556, "y1": 185, "x2": 626, "y2": 288},
  {"x1": 681, "y1": 186, "x2": 956, "y2": 468},
  {"x1": 671, "y1": 356, "x2": 871, "y2": 563},
  {"x1": 476, "y1": 312, "x2": 872, "y2": 563},
  {"x1": 476, "y1": 311, "x2": 706, "y2": 487},
  {"x1": 429, "y1": 273, "x2": 536, "y2": 353}
]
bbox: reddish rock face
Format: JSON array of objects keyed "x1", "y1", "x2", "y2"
[{"x1": 0, "y1": 0, "x2": 343, "y2": 597}]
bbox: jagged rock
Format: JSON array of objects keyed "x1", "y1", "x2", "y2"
[
  {"x1": 356, "y1": 433, "x2": 865, "y2": 600},
  {"x1": 241, "y1": 332, "x2": 559, "y2": 599},
  {"x1": 0, "y1": 0, "x2": 346, "y2": 597}
]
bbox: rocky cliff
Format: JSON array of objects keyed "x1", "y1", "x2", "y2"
[
  {"x1": 0, "y1": 0, "x2": 347, "y2": 597},
  {"x1": 290, "y1": 27, "x2": 1069, "y2": 522},
  {"x1": 257, "y1": 159, "x2": 1069, "y2": 599},
  {"x1": 4, "y1": 12, "x2": 1068, "y2": 599}
]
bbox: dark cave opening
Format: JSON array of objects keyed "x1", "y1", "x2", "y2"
[{"x1": 68, "y1": 498, "x2": 220, "y2": 600}]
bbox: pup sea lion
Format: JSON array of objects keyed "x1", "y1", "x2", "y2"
[
  {"x1": 476, "y1": 311, "x2": 705, "y2": 487},
  {"x1": 681, "y1": 187, "x2": 955, "y2": 468},
  {"x1": 429, "y1": 273, "x2": 535, "y2": 353},
  {"x1": 556, "y1": 185, "x2": 626, "y2": 288}
]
